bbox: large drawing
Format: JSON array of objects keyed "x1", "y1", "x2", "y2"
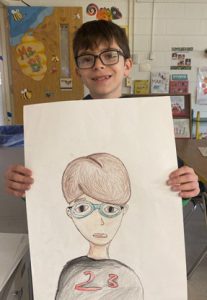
[
  {"x1": 24, "y1": 97, "x2": 188, "y2": 300},
  {"x1": 55, "y1": 153, "x2": 143, "y2": 299}
]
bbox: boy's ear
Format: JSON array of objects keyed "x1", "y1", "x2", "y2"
[
  {"x1": 124, "y1": 58, "x2": 133, "y2": 77},
  {"x1": 75, "y1": 67, "x2": 81, "y2": 78},
  {"x1": 66, "y1": 207, "x2": 72, "y2": 218}
]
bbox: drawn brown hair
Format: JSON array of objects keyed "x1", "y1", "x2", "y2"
[{"x1": 62, "y1": 153, "x2": 131, "y2": 205}]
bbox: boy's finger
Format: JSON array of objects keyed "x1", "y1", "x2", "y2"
[
  {"x1": 169, "y1": 166, "x2": 194, "y2": 178},
  {"x1": 6, "y1": 165, "x2": 32, "y2": 177},
  {"x1": 6, "y1": 187, "x2": 26, "y2": 198},
  {"x1": 167, "y1": 174, "x2": 198, "y2": 186},
  {"x1": 7, "y1": 181, "x2": 32, "y2": 192},
  {"x1": 171, "y1": 182, "x2": 199, "y2": 192},
  {"x1": 5, "y1": 172, "x2": 34, "y2": 184}
]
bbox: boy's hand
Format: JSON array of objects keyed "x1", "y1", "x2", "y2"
[
  {"x1": 5, "y1": 165, "x2": 34, "y2": 198},
  {"x1": 167, "y1": 166, "x2": 200, "y2": 198}
]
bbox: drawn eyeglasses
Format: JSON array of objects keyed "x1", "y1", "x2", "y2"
[
  {"x1": 67, "y1": 199, "x2": 124, "y2": 219},
  {"x1": 75, "y1": 49, "x2": 125, "y2": 69}
]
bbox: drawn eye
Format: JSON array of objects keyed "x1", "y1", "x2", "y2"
[
  {"x1": 102, "y1": 204, "x2": 121, "y2": 217},
  {"x1": 74, "y1": 203, "x2": 90, "y2": 214}
]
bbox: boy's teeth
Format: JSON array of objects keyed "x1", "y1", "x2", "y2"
[{"x1": 95, "y1": 76, "x2": 110, "y2": 81}]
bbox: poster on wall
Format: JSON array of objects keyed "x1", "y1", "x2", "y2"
[
  {"x1": 171, "y1": 47, "x2": 193, "y2": 70},
  {"x1": 151, "y1": 72, "x2": 169, "y2": 94},
  {"x1": 173, "y1": 118, "x2": 191, "y2": 138},
  {"x1": 196, "y1": 67, "x2": 207, "y2": 104},
  {"x1": 24, "y1": 97, "x2": 187, "y2": 300}
]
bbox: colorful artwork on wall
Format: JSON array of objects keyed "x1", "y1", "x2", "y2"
[
  {"x1": 8, "y1": 7, "x2": 54, "y2": 46},
  {"x1": 7, "y1": 6, "x2": 83, "y2": 124},
  {"x1": 10, "y1": 9, "x2": 24, "y2": 22},
  {"x1": 16, "y1": 34, "x2": 47, "y2": 81},
  {"x1": 171, "y1": 47, "x2": 193, "y2": 70},
  {"x1": 21, "y1": 88, "x2": 32, "y2": 101},
  {"x1": 86, "y1": 3, "x2": 122, "y2": 21},
  {"x1": 196, "y1": 67, "x2": 207, "y2": 104}
]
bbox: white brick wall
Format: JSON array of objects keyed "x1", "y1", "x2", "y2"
[{"x1": 133, "y1": 0, "x2": 207, "y2": 106}]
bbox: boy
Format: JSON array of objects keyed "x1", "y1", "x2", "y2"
[
  {"x1": 5, "y1": 20, "x2": 199, "y2": 200},
  {"x1": 55, "y1": 152, "x2": 143, "y2": 299}
]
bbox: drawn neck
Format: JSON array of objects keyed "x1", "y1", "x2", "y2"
[{"x1": 87, "y1": 242, "x2": 110, "y2": 260}]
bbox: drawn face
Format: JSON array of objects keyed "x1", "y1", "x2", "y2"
[
  {"x1": 67, "y1": 194, "x2": 128, "y2": 246},
  {"x1": 75, "y1": 40, "x2": 132, "y2": 99}
]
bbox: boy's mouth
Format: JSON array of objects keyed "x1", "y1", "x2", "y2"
[{"x1": 92, "y1": 75, "x2": 112, "y2": 81}]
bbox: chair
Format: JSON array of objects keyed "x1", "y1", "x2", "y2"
[{"x1": 183, "y1": 190, "x2": 207, "y2": 279}]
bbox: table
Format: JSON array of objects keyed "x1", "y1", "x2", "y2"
[{"x1": 176, "y1": 138, "x2": 207, "y2": 184}]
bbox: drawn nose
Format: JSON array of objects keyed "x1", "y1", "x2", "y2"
[{"x1": 100, "y1": 217, "x2": 105, "y2": 225}]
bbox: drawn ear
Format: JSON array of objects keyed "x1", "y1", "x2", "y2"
[
  {"x1": 123, "y1": 204, "x2": 129, "y2": 215},
  {"x1": 66, "y1": 207, "x2": 72, "y2": 218}
]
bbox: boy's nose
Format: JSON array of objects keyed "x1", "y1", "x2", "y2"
[{"x1": 93, "y1": 56, "x2": 105, "y2": 70}]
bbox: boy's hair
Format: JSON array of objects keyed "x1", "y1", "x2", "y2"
[
  {"x1": 73, "y1": 20, "x2": 131, "y2": 59},
  {"x1": 62, "y1": 153, "x2": 131, "y2": 205}
]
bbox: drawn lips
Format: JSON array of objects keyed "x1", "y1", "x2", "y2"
[{"x1": 93, "y1": 233, "x2": 108, "y2": 238}]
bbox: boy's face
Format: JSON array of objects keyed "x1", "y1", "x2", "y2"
[
  {"x1": 75, "y1": 40, "x2": 132, "y2": 99},
  {"x1": 67, "y1": 194, "x2": 127, "y2": 246}
]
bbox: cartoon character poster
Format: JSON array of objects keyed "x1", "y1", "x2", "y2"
[
  {"x1": 170, "y1": 47, "x2": 193, "y2": 70},
  {"x1": 196, "y1": 67, "x2": 207, "y2": 104},
  {"x1": 24, "y1": 97, "x2": 187, "y2": 300}
]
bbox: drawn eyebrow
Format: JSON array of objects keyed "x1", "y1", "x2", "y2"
[{"x1": 74, "y1": 197, "x2": 87, "y2": 203}]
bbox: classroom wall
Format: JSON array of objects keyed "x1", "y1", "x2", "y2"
[
  {"x1": 1, "y1": 0, "x2": 207, "y2": 124},
  {"x1": 132, "y1": 0, "x2": 207, "y2": 106}
]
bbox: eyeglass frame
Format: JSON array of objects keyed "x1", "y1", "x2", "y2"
[
  {"x1": 75, "y1": 48, "x2": 126, "y2": 69},
  {"x1": 66, "y1": 199, "x2": 125, "y2": 219}
]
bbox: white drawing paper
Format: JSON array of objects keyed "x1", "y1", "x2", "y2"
[{"x1": 24, "y1": 97, "x2": 187, "y2": 300}]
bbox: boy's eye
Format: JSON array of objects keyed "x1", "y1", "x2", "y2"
[
  {"x1": 103, "y1": 51, "x2": 118, "y2": 60},
  {"x1": 79, "y1": 55, "x2": 93, "y2": 64}
]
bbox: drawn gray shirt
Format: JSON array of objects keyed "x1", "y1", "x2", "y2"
[{"x1": 55, "y1": 256, "x2": 144, "y2": 300}]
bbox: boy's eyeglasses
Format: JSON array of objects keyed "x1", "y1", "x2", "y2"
[
  {"x1": 67, "y1": 199, "x2": 124, "y2": 219},
  {"x1": 75, "y1": 49, "x2": 125, "y2": 69}
]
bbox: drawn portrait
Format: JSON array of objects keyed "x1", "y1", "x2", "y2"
[
  {"x1": 55, "y1": 153, "x2": 144, "y2": 300},
  {"x1": 24, "y1": 98, "x2": 187, "y2": 300}
]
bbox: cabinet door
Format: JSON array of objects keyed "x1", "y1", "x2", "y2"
[
  {"x1": 0, "y1": 251, "x2": 33, "y2": 300},
  {"x1": 7, "y1": 7, "x2": 83, "y2": 124}
]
